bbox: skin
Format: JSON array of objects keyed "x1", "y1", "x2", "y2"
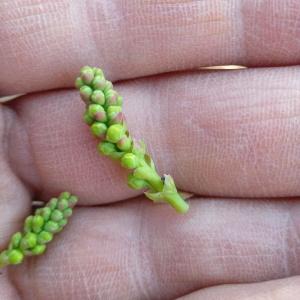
[{"x1": 1, "y1": 0, "x2": 300, "y2": 299}]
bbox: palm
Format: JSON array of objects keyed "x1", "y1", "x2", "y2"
[{"x1": 1, "y1": 1, "x2": 300, "y2": 299}]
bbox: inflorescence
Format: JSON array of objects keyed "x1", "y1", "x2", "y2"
[
  {"x1": 0, "y1": 192, "x2": 77, "y2": 268},
  {"x1": 75, "y1": 66, "x2": 189, "y2": 213}
]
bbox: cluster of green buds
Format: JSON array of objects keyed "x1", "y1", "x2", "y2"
[
  {"x1": 0, "y1": 192, "x2": 78, "y2": 268},
  {"x1": 75, "y1": 66, "x2": 189, "y2": 213}
]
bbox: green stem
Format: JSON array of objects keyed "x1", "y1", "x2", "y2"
[{"x1": 164, "y1": 193, "x2": 189, "y2": 213}]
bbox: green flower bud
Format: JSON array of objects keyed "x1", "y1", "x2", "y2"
[
  {"x1": 117, "y1": 136, "x2": 132, "y2": 151},
  {"x1": 91, "y1": 89, "x2": 105, "y2": 105},
  {"x1": 56, "y1": 220, "x2": 67, "y2": 233},
  {"x1": 24, "y1": 216, "x2": 33, "y2": 233},
  {"x1": 8, "y1": 250, "x2": 23, "y2": 265},
  {"x1": 75, "y1": 77, "x2": 84, "y2": 89},
  {"x1": 91, "y1": 122, "x2": 107, "y2": 138},
  {"x1": 30, "y1": 245, "x2": 46, "y2": 256},
  {"x1": 133, "y1": 166, "x2": 152, "y2": 181},
  {"x1": 80, "y1": 66, "x2": 94, "y2": 84},
  {"x1": 9, "y1": 232, "x2": 22, "y2": 249},
  {"x1": 37, "y1": 231, "x2": 53, "y2": 244},
  {"x1": 63, "y1": 208, "x2": 72, "y2": 218},
  {"x1": 59, "y1": 192, "x2": 71, "y2": 200},
  {"x1": 107, "y1": 106, "x2": 122, "y2": 121},
  {"x1": 109, "y1": 151, "x2": 125, "y2": 160},
  {"x1": 80, "y1": 85, "x2": 93, "y2": 102},
  {"x1": 20, "y1": 232, "x2": 37, "y2": 250},
  {"x1": 58, "y1": 219, "x2": 68, "y2": 228},
  {"x1": 38, "y1": 207, "x2": 51, "y2": 222},
  {"x1": 93, "y1": 68, "x2": 104, "y2": 77},
  {"x1": 44, "y1": 221, "x2": 59, "y2": 233},
  {"x1": 47, "y1": 198, "x2": 58, "y2": 210},
  {"x1": 106, "y1": 124, "x2": 125, "y2": 143},
  {"x1": 57, "y1": 198, "x2": 69, "y2": 211},
  {"x1": 127, "y1": 174, "x2": 148, "y2": 190},
  {"x1": 109, "y1": 112, "x2": 124, "y2": 125},
  {"x1": 32, "y1": 215, "x2": 45, "y2": 233},
  {"x1": 104, "y1": 80, "x2": 113, "y2": 93},
  {"x1": 51, "y1": 210, "x2": 64, "y2": 222},
  {"x1": 0, "y1": 192, "x2": 78, "y2": 269},
  {"x1": 83, "y1": 112, "x2": 94, "y2": 125},
  {"x1": 97, "y1": 141, "x2": 117, "y2": 156},
  {"x1": 88, "y1": 104, "x2": 107, "y2": 122},
  {"x1": 105, "y1": 90, "x2": 118, "y2": 106},
  {"x1": 68, "y1": 195, "x2": 78, "y2": 208},
  {"x1": 92, "y1": 76, "x2": 106, "y2": 90},
  {"x1": 121, "y1": 153, "x2": 139, "y2": 169}
]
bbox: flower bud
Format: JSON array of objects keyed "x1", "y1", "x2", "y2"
[
  {"x1": 9, "y1": 232, "x2": 22, "y2": 249},
  {"x1": 88, "y1": 104, "x2": 107, "y2": 122},
  {"x1": 30, "y1": 245, "x2": 46, "y2": 256},
  {"x1": 8, "y1": 250, "x2": 24, "y2": 265},
  {"x1": 92, "y1": 76, "x2": 106, "y2": 90},
  {"x1": 83, "y1": 112, "x2": 94, "y2": 125},
  {"x1": 39, "y1": 207, "x2": 51, "y2": 222},
  {"x1": 127, "y1": 174, "x2": 148, "y2": 190},
  {"x1": 47, "y1": 198, "x2": 58, "y2": 210},
  {"x1": 63, "y1": 208, "x2": 72, "y2": 218},
  {"x1": 32, "y1": 215, "x2": 45, "y2": 233},
  {"x1": 44, "y1": 221, "x2": 59, "y2": 233},
  {"x1": 91, "y1": 90, "x2": 105, "y2": 105},
  {"x1": 121, "y1": 153, "x2": 139, "y2": 169},
  {"x1": 105, "y1": 90, "x2": 118, "y2": 105},
  {"x1": 20, "y1": 232, "x2": 37, "y2": 250},
  {"x1": 80, "y1": 66, "x2": 94, "y2": 84},
  {"x1": 51, "y1": 210, "x2": 64, "y2": 222},
  {"x1": 117, "y1": 136, "x2": 132, "y2": 151},
  {"x1": 108, "y1": 112, "x2": 124, "y2": 125},
  {"x1": 59, "y1": 192, "x2": 71, "y2": 200},
  {"x1": 58, "y1": 219, "x2": 68, "y2": 228},
  {"x1": 107, "y1": 105, "x2": 122, "y2": 120},
  {"x1": 80, "y1": 85, "x2": 93, "y2": 102},
  {"x1": 91, "y1": 122, "x2": 107, "y2": 138},
  {"x1": 93, "y1": 68, "x2": 104, "y2": 77},
  {"x1": 37, "y1": 231, "x2": 53, "y2": 244},
  {"x1": 24, "y1": 216, "x2": 33, "y2": 233},
  {"x1": 104, "y1": 80, "x2": 113, "y2": 93},
  {"x1": 68, "y1": 195, "x2": 78, "y2": 208},
  {"x1": 57, "y1": 198, "x2": 69, "y2": 210},
  {"x1": 98, "y1": 141, "x2": 117, "y2": 156},
  {"x1": 75, "y1": 77, "x2": 84, "y2": 89},
  {"x1": 106, "y1": 124, "x2": 125, "y2": 143}
]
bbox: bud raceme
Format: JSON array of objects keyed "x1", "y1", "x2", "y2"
[{"x1": 75, "y1": 66, "x2": 189, "y2": 213}]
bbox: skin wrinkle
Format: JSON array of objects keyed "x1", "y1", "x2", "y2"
[
  {"x1": 130, "y1": 202, "x2": 152, "y2": 300},
  {"x1": 178, "y1": 276, "x2": 300, "y2": 299},
  {"x1": 4, "y1": 67, "x2": 300, "y2": 203},
  {"x1": 2, "y1": 0, "x2": 300, "y2": 94}
]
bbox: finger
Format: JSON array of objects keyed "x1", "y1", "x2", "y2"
[
  {"x1": 6, "y1": 66, "x2": 300, "y2": 204},
  {"x1": 0, "y1": 105, "x2": 31, "y2": 298},
  {"x1": 178, "y1": 276, "x2": 300, "y2": 300},
  {"x1": 1, "y1": 0, "x2": 300, "y2": 94},
  {"x1": 0, "y1": 105, "x2": 31, "y2": 247},
  {"x1": 9, "y1": 197, "x2": 300, "y2": 300}
]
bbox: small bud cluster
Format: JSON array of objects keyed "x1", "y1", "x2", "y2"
[
  {"x1": 76, "y1": 66, "x2": 189, "y2": 213},
  {"x1": 0, "y1": 192, "x2": 78, "y2": 268}
]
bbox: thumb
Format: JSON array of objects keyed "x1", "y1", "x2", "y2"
[{"x1": 178, "y1": 276, "x2": 300, "y2": 300}]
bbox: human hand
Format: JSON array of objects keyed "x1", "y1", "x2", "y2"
[{"x1": 1, "y1": 1, "x2": 300, "y2": 299}]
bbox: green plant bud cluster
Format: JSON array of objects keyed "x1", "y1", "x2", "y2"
[
  {"x1": 75, "y1": 66, "x2": 189, "y2": 213},
  {"x1": 0, "y1": 192, "x2": 78, "y2": 269}
]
